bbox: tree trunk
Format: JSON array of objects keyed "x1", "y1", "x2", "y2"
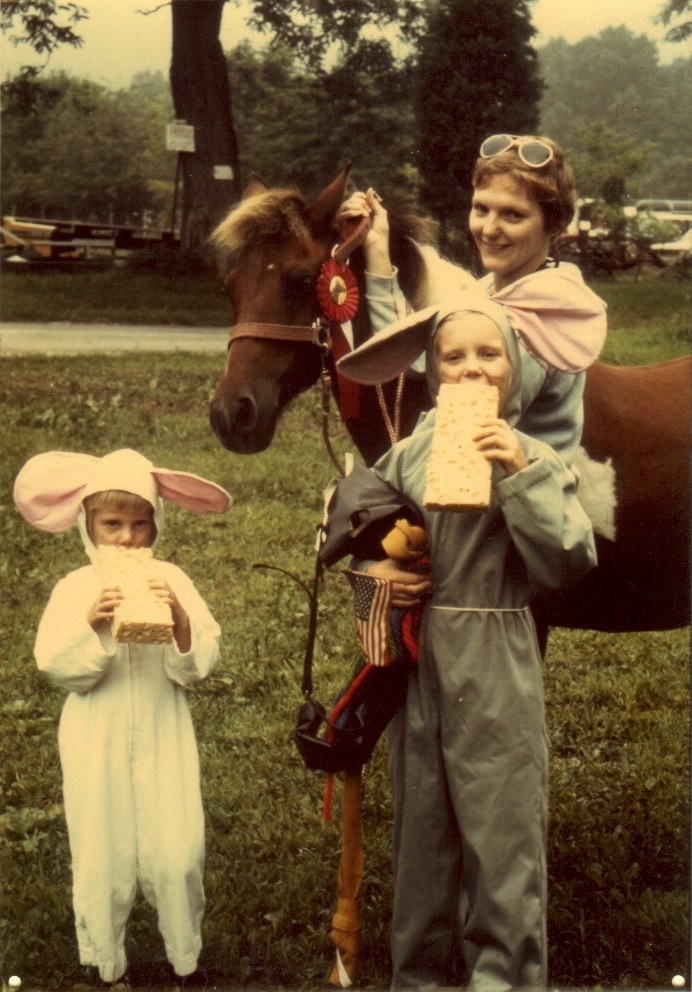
[{"x1": 170, "y1": 0, "x2": 240, "y2": 251}]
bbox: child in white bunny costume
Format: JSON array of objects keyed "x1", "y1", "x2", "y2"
[{"x1": 13, "y1": 448, "x2": 230, "y2": 987}]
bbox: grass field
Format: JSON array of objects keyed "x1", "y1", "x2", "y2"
[{"x1": 0, "y1": 271, "x2": 689, "y2": 990}]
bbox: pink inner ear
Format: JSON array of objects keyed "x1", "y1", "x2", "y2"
[
  {"x1": 153, "y1": 471, "x2": 230, "y2": 514},
  {"x1": 15, "y1": 484, "x2": 87, "y2": 532},
  {"x1": 13, "y1": 450, "x2": 101, "y2": 532}
]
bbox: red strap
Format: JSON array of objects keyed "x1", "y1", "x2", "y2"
[
  {"x1": 334, "y1": 215, "x2": 372, "y2": 265},
  {"x1": 331, "y1": 323, "x2": 361, "y2": 421}
]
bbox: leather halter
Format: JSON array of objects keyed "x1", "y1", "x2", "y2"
[
  {"x1": 228, "y1": 321, "x2": 327, "y2": 347},
  {"x1": 225, "y1": 214, "x2": 373, "y2": 351},
  {"x1": 224, "y1": 214, "x2": 377, "y2": 476}
]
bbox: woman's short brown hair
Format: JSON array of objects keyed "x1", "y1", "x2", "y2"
[
  {"x1": 471, "y1": 136, "x2": 576, "y2": 237},
  {"x1": 83, "y1": 490, "x2": 155, "y2": 542}
]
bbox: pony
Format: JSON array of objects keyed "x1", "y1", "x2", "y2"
[{"x1": 209, "y1": 166, "x2": 690, "y2": 642}]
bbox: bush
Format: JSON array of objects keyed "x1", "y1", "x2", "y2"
[{"x1": 125, "y1": 246, "x2": 215, "y2": 277}]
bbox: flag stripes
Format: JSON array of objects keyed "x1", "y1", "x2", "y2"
[{"x1": 344, "y1": 570, "x2": 393, "y2": 667}]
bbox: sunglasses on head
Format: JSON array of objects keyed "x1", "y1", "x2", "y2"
[{"x1": 480, "y1": 134, "x2": 554, "y2": 168}]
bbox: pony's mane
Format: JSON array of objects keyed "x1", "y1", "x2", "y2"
[
  {"x1": 385, "y1": 196, "x2": 439, "y2": 252},
  {"x1": 382, "y1": 197, "x2": 449, "y2": 309},
  {"x1": 210, "y1": 188, "x2": 311, "y2": 258},
  {"x1": 209, "y1": 181, "x2": 473, "y2": 308}
]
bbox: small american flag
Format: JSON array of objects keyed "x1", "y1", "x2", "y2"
[{"x1": 344, "y1": 570, "x2": 393, "y2": 667}]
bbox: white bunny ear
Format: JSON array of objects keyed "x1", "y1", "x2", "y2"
[
  {"x1": 13, "y1": 451, "x2": 100, "y2": 532},
  {"x1": 13, "y1": 448, "x2": 231, "y2": 533},
  {"x1": 79, "y1": 449, "x2": 230, "y2": 514},
  {"x1": 153, "y1": 468, "x2": 231, "y2": 514}
]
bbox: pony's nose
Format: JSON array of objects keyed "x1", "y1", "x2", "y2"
[
  {"x1": 232, "y1": 393, "x2": 259, "y2": 431},
  {"x1": 209, "y1": 392, "x2": 258, "y2": 442}
]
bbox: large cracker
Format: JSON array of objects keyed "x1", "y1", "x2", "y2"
[
  {"x1": 96, "y1": 545, "x2": 174, "y2": 644},
  {"x1": 424, "y1": 381, "x2": 499, "y2": 511}
]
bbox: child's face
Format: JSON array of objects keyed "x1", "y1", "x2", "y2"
[
  {"x1": 435, "y1": 313, "x2": 512, "y2": 408},
  {"x1": 91, "y1": 506, "x2": 156, "y2": 548}
]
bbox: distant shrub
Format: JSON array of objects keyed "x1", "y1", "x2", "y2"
[{"x1": 125, "y1": 246, "x2": 214, "y2": 277}]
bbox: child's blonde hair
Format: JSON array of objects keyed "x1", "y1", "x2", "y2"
[{"x1": 83, "y1": 490, "x2": 156, "y2": 543}]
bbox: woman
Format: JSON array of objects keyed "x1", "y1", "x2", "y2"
[{"x1": 339, "y1": 134, "x2": 607, "y2": 466}]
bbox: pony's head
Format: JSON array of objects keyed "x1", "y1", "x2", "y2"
[
  {"x1": 209, "y1": 169, "x2": 352, "y2": 453},
  {"x1": 208, "y1": 167, "x2": 443, "y2": 457}
]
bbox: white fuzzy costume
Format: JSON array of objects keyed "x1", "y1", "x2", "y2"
[{"x1": 14, "y1": 449, "x2": 230, "y2": 983}]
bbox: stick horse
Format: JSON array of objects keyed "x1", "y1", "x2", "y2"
[{"x1": 209, "y1": 167, "x2": 690, "y2": 986}]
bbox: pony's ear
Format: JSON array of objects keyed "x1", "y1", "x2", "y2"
[
  {"x1": 243, "y1": 173, "x2": 269, "y2": 199},
  {"x1": 306, "y1": 164, "x2": 352, "y2": 236}
]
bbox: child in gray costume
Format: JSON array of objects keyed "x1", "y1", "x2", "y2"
[{"x1": 335, "y1": 292, "x2": 597, "y2": 989}]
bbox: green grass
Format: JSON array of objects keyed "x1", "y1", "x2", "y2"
[
  {"x1": 591, "y1": 278, "x2": 691, "y2": 365},
  {"x1": 0, "y1": 267, "x2": 231, "y2": 327},
  {"x1": 0, "y1": 276, "x2": 689, "y2": 990}
]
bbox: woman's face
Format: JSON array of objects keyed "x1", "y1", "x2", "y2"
[
  {"x1": 435, "y1": 313, "x2": 512, "y2": 409},
  {"x1": 469, "y1": 173, "x2": 551, "y2": 290}
]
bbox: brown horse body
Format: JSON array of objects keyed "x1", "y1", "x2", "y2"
[{"x1": 210, "y1": 168, "x2": 690, "y2": 637}]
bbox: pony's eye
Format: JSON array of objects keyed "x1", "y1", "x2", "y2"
[
  {"x1": 222, "y1": 268, "x2": 238, "y2": 299},
  {"x1": 282, "y1": 271, "x2": 315, "y2": 300},
  {"x1": 287, "y1": 271, "x2": 315, "y2": 289}
]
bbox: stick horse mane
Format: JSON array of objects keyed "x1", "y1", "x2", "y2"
[{"x1": 210, "y1": 165, "x2": 690, "y2": 646}]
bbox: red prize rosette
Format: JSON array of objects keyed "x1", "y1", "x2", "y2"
[{"x1": 316, "y1": 257, "x2": 360, "y2": 323}]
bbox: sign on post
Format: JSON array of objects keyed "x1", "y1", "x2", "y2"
[{"x1": 166, "y1": 120, "x2": 196, "y2": 153}]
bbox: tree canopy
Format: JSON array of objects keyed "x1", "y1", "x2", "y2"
[
  {"x1": 1, "y1": 71, "x2": 174, "y2": 224},
  {"x1": 1, "y1": 0, "x2": 87, "y2": 97},
  {"x1": 656, "y1": 0, "x2": 692, "y2": 41},
  {"x1": 539, "y1": 28, "x2": 691, "y2": 200},
  {"x1": 244, "y1": 0, "x2": 423, "y2": 74},
  {"x1": 415, "y1": 0, "x2": 542, "y2": 256},
  {"x1": 1, "y1": 9, "x2": 689, "y2": 249}
]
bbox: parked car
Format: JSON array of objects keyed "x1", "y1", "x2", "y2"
[
  {"x1": 635, "y1": 198, "x2": 692, "y2": 214},
  {"x1": 651, "y1": 224, "x2": 692, "y2": 266}
]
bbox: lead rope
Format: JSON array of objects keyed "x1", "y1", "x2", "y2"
[
  {"x1": 320, "y1": 358, "x2": 347, "y2": 478},
  {"x1": 375, "y1": 373, "x2": 405, "y2": 446},
  {"x1": 373, "y1": 282, "x2": 410, "y2": 446}
]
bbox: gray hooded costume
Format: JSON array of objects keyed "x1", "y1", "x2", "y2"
[{"x1": 343, "y1": 295, "x2": 596, "y2": 989}]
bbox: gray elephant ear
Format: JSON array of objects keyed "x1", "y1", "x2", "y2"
[{"x1": 337, "y1": 304, "x2": 441, "y2": 385}]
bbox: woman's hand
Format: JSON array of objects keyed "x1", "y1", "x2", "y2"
[
  {"x1": 337, "y1": 188, "x2": 392, "y2": 276},
  {"x1": 366, "y1": 558, "x2": 432, "y2": 609},
  {"x1": 474, "y1": 418, "x2": 529, "y2": 476}
]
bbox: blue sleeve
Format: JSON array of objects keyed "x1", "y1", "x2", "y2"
[
  {"x1": 496, "y1": 442, "x2": 597, "y2": 591},
  {"x1": 518, "y1": 365, "x2": 585, "y2": 468}
]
